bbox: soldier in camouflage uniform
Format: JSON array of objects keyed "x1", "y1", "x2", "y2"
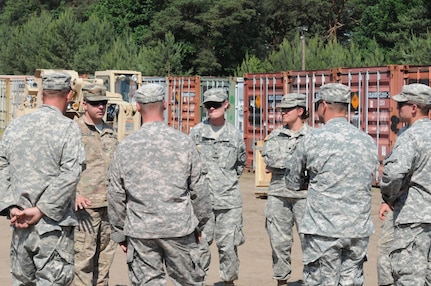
[
  {"x1": 261, "y1": 93, "x2": 312, "y2": 286},
  {"x1": 108, "y1": 83, "x2": 211, "y2": 286},
  {"x1": 377, "y1": 203, "x2": 394, "y2": 286},
  {"x1": 73, "y1": 84, "x2": 118, "y2": 286},
  {"x1": 0, "y1": 72, "x2": 86, "y2": 285},
  {"x1": 376, "y1": 124, "x2": 409, "y2": 286},
  {"x1": 380, "y1": 83, "x2": 431, "y2": 285},
  {"x1": 285, "y1": 83, "x2": 379, "y2": 285},
  {"x1": 190, "y1": 88, "x2": 246, "y2": 286}
]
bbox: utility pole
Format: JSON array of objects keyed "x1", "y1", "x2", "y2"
[{"x1": 298, "y1": 27, "x2": 308, "y2": 71}]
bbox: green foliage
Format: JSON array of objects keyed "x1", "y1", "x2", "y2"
[
  {"x1": 72, "y1": 14, "x2": 116, "y2": 74},
  {"x1": 99, "y1": 36, "x2": 141, "y2": 70},
  {"x1": 139, "y1": 32, "x2": 190, "y2": 76},
  {"x1": 0, "y1": 0, "x2": 430, "y2": 76},
  {"x1": 235, "y1": 53, "x2": 270, "y2": 76}
]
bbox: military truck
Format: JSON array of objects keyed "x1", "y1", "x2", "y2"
[
  {"x1": 16, "y1": 69, "x2": 141, "y2": 141},
  {"x1": 94, "y1": 70, "x2": 142, "y2": 141}
]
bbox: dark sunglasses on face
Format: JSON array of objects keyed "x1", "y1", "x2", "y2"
[
  {"x1": 397, "y1": 101, "x2": 413, "y2": 109},
  {"x1": 204, "y1": 102, "x2": 223, "y2": 109},
  {"x1": 314, "y1": 100, "x2": 323, "y2": 110},
  {"x1": 87, "y1": 100, "x2": 108, "y2": 107},
  {"x1": 281, "y1": 107, "x2": 297, "y2": 113}
]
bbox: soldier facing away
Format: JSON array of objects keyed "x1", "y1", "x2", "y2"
[
  {"x1": 285, "y1": 83, "x2": 379, "y2": 285},
  {"x1": 108, "y1": 83, "x2": 212, "y2": 285},
  {"x1": 0, "y1": 72, "x2": 86, "y2": 285}
]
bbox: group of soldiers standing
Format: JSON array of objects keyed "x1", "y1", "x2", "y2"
[
  {"x1": 0, "y1": 72, "x2": 245, "y2": 286},
  {"x1": 0, "y1": 71, "x2": 430, "y2": 286},
  {"x1": 262, "y1": 82, "x2": 431, "y2": 285}
]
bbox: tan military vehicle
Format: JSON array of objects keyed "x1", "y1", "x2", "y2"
[
  {"x1": 94, "y1": 70, "x2": 142, "y2": 141},
  {"x1": 16, "y1": 69, "x2": 141, "y2": 141}
]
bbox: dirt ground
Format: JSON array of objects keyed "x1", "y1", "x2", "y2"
[{"x1": 0, "y1": 172, "x2": 382, "y2": 286}]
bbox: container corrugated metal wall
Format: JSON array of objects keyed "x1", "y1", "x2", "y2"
[
  {"x1": 243, "y1": 73, "x2": 285, "y2": 169},
  {"x1": 167, "y1": 76, "x2": 201, "y2": 134}
]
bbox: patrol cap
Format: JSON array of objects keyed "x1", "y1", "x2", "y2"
[
  {"x1": 392, "y1": 83, "x2": 431, "y2": 105},
  {"x1": 277, "y1": 93, "x2": 307, "y2": 108},
  {"x1": 315, "y1": 83, "x2": 351, "y2": 104},
  {"x1": 202, "y1": 88, "x2": 228, "y2": 104},
  {"x1": 82, "y1": 84, "x2": 108, "y2": 102},
  {"x1": 134, "y1": 83, "x2": 165, "y2": 104},
  {"x1": 42, "y1": 72, "x2": 71, "y2": 91}
]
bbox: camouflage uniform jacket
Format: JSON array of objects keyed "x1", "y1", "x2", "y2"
[
  {"x1": 190, "y1": 120, "x2": 246, "y2": 210},
  {"x1": 0, "y1": 105, "x2": 85, "y2": 230},
  {"x1": 262, "y1": 123, "x2": 312, "y2": 198},
  {"x1": 380, "y1": 118, "x2": 431, "y2": 225},
  {"x1": 108, "y1": 121, "x2": 211, "y2": 241},
  {"x1": 75, "y1": 116, "x2": 118, "y2": 208},
  {"x1": 285, "y1": 117, "x2": 379, "y2": 238}
]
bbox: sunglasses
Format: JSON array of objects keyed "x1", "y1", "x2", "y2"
[
  {"x1": 397, "y1": 102, "x2": 414, "y2": 109},
  {"x1": 314, "y1": 100, "x2": 323, "y2": 110},
  {"x1": 204, "y1": 102, "x2": 223, "y2": 109},
  {"x1": 87, "y1": 100, "x2": 108, "y2": 107},
  {"x1": 280, "y1": 107, "x2": 297, "y2": 113}
]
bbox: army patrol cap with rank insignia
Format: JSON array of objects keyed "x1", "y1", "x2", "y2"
[
  {"x1": 392, "y1": 83, "x2": 431, "y2": 105},
  {"x1": 315, "y1": 83, "x2": 351, "y2": 104},
  {"x1": 134, "y1": 83, "x2": 165, "y2": 104},
  {"x1": 82, "y1": 84, "x2": 108, "y2": 102},
  {"x1": 42, "y1": 72, "x2": 72, "y2": 91},
  {"x1": 202, "y1": 88, "x2": 228, "y2": 104},
  {"x1": 277, "y1": 93, "x2": 307, "y2": 108}
]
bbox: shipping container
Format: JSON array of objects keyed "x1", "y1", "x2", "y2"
[
  {"x1": 243, "y1": 73, "x2": 286, "y2": 170},
  {"x1": 247, "y1": 65, "x2": 431, "y2": 187},
  {"x1": 167, "y1": 76, "x2": 201, "y2": 134},
  {"x1": 231, "y1": 77, "x2": 244, "y2": 134}
]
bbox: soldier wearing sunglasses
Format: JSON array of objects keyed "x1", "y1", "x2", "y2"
[
  {"x1": 380, "y1": 83, "x2": 431, "y2": 284},
  {"x1": 190, "y1": 88, "x2": 246, "y2": 286},
  {"x1": 73, "y1": 84, "x2": 118, "y2": 286}
]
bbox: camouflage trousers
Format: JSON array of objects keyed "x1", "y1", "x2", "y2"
[
  {"x1": 199, "y1": 207, "x2": 245, "y2": 282},
  {"x1": 377, "y1": 210, "x2": 394, "y2": 286},
  {"x1": 73, "y1": 207, "x2": 116, "y2": 286},
  {"x1": 10, "y1": 223, "x2": 75, "y2": 286},
  {"x1": 391, "y1": 223, "x2": 431, "y2": 285},
  {"x1": 302, "y1": 234, "x2": 369, "y2": 286},
  {"x1": 265, "y1": 195, "x2": 306, "y2": 281},
  {"x1": 127, "y1": 232, "x2": 205, "y2": 286}
]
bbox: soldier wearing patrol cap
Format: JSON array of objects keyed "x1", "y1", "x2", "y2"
[
  {"x1": 380, "y1": 83, "x2": 431, "y2": 284},
  {"x1": 73, "y1": 84, "x2": 118, "y2": 286},
  {"x1": 190, "y1": 87, "x2": 246, "y2": 286},
  {"x1": 0, "y1": 72, "x2": 86, "y2": 285},
  {"x1": 285, "y1": 83, "x2": 379, "y2": 285},
  {"x1": 261, "y1": 93, "x2": 312, "y2": 285},
  {"x1": 108, "y1": 83, "x2": 211, "y2": 285}
]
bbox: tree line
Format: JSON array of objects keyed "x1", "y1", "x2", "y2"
[{"x1": 0, "y1": 0, "x2": 430, "y2": 77}]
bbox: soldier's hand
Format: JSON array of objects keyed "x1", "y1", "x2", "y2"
[
  {"x1": 10, "y1": 207, "x2": 43, "y2": 228},
  {"x1": 75, "y1": 196, "x2": 92, "y2": 211},
  {"x1": 378, "y1": 203, "x2": 392, "y2": 220},
  {"x1": 118, "y1": 241, "x2": 127, "y2": 253}
]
